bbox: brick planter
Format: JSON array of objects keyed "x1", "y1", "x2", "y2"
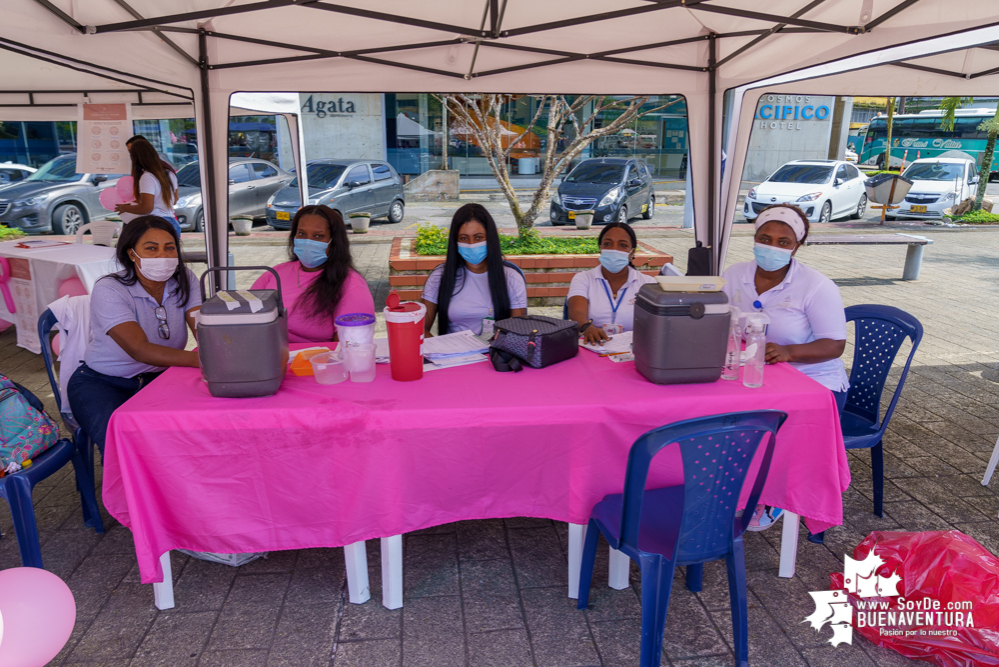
[{"x1": 389, "y1": 237, "x2": 673, "y2": 306}]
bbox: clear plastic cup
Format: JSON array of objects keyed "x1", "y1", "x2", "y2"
[
  {"x1": 346, "y1": 343, "x2": 377, "y2": 383},
  {"x1": 310, "y1": 352, "x2": 348, "y2": 385}
]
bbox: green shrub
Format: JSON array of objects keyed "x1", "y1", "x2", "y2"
[
  {"x1": 945, "y1": 209, "x2": 999, "y2": 224},
  {"x1": 414, "y1": 222, "x2": 599, "y2": 256},
  {"x1": 862, "y1": 169, "x2": 902, "y2": 178},
  {"x1": 0, "y1": 226, "x2": 25, "y2": 241}
]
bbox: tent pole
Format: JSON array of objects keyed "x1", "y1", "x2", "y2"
[
  {"x1": 707, "y1": 32, "x2": 717, "y2": 275},
  {"x1": 199, "y1": 30, "x2": 224, "y2": 289}
]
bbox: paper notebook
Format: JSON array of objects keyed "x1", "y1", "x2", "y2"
[{"x1": 580, "y1": 330, "x2": 633, "y2": 356}]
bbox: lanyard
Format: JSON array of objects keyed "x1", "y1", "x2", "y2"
[{"x1": 599, "y1": 280, "x2": 628, "y2": 324}]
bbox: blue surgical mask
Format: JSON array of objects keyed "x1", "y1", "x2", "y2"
[
  {"x1": 599, "y1": 248, "x2": 631, "y2": 274},
  {"x1": 753, "y1": 243, "x2": 794, "y2": 272},
  {"x1": 457, "y1": 241, "x2": 488, "y2": 265},
  {"x1": 294, "y1": 238, "x2": 330, "y2": 269}
]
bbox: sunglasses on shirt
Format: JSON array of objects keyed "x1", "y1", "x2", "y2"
[{"x1": 154, "y1": 306, "x2": 170, "y2": 340}]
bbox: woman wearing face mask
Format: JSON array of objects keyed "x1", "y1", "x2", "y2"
[
  {"x1": 722, "y1": 204, "x2": 848, "y2": 533},
  {"x1": 567, "y1": 222, "x2": 658, "y2": 345},
  {"x1": 67, "y1": 216, "x2": 201, "y2": 457},
  {"x1": 422, "y1": 203, "x2": 527, "y2": 336},
  {"x1": 250, "y1": 205, "x2": 373, "y2": 343}
]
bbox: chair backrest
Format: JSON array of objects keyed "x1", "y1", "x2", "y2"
[
  {"x1": 617, "y1": 410, "x2": 787, "y2": 562},
  {"x1": 502, "y1": 260, "x2": 525, "y2": 281},
  {"x1": 75, "y1": 220, "x2": 122, "y2": 247},
  {"x1": 660, "y1": 262, "x2": 684, "y2": 277},
  {"x1": 844, "y1": 305, "x2": 923, "y2": 430},
  {"x1": 37, "y1": 308, "x2": 63, "y2": 414}
]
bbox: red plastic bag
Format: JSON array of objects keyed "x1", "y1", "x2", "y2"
[{"x1": 828, "y1": 530, "x2": 999, "y2": 667}]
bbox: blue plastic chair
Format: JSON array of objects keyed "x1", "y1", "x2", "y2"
[
  {"x1": 577, "y1": 410, "x2": 788, "y2": 667},
  {"x1": 0, "y1": 381, "x2": 104, "y2": 568},
  {"x1": 842, "y1": 305, "x2": 922, "y2": 518}
]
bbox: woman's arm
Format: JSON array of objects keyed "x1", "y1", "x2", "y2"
[
  {"x1": 765, "y1": 338, "x2": 846, "y2": 365},
  {"x1": 108, "y1": 321, "x2": 199, "y2": 368},
  {"x1": 186, "y1": 307, "x2": 200, "y2": 339},
  {"x1": 421, "y1": 299, "x2": 437, "y2": 337},
  {"x1": 567, "y1": 295, "x2": 608, "y2": 345},
  {"x1": 115, "y1": 193, "x2": 155, "y2": 216},
  {"x1": 510, "y1": 308, "x2": 527, "y2": 318}
]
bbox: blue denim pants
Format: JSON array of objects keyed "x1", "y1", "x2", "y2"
[{"x1": 67, "y1": 363, "x2": 162, "y2": 457}]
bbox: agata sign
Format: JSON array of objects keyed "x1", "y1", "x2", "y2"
[
  {"x1": 301, "y1": 95, "x2": 356, "y2": 118},
  {"x1": 755, "y1": 95, "x2": 831, "y2": 130}
]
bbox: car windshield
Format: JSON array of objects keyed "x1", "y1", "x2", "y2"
[
  {"x1": 903, "y1": 163, "x2": 965, "y2": 181},
  {"x1": 291, "y1": 164, "x2": 347, "y2": 189},
  {"x1": 768, "y1": 165, "x2": 833, "y2": 184},
  {"x1": 565, "y1": 164, "x2": 624, "y2": 184},
  {"x1": 176, "y1": 162, "x2": 202, "y2": 187},
  {"x1": 25, "y1": 155, "x2": 82, "y2": 183}
]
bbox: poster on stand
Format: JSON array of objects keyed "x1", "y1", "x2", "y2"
[
  {"x1": 76, "y1": 103, "x2": 132, "y2": 175},
  {"x1": 8, "y1": 258, "x2": 39, "y2": 353}
]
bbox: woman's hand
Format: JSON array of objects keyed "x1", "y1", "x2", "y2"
[
  {"x1": 114, "y1": 202, "x2": 131, "y2": 213},
  {"x1": 583, "y1": 325, "x2": 609, "y2": 346},
  {"x1": 765, "y1": 343, "x2": 793, "y2": 364}
]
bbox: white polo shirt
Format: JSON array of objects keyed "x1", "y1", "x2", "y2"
[
  {"x1": 567, "y1": 265, "x2": 658, "y2": 332},
  {"x1": 423, "y1": 265, "x2": 528, "y2": 335},
  {"x1": 721, "y1": 258, "x2": 849, "y2": 392}
]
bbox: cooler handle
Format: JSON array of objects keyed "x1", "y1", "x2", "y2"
[{"x1": 199, "y1": 266, "x2": 284, "y2": 312}]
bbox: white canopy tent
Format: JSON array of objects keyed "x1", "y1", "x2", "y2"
[{"x1": 3, "y1": 1, "x2": 999, "y2": 277}]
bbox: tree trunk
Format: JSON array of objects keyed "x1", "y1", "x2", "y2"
[
  {"x1": 883, "y1": 97, "x2": 894, "y2": 170},
  {"x1": 975, "y1": 132, "x2": 996, "y2": 212}
]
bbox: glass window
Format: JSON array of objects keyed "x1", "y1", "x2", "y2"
[
  {"x1": 836, "y1": 165, "x2": 850, "y2": 181},
  {"x1": 229, "y1": 163, "x2": 252, "y2": 184},
  {"x1": 768, "y1": 165, "x2": 833, "y2": 185},
  {"x1": 0, "y1": 169, "x2": 26, "y2": 183},
  {"x1": 26, "y1": 155, "x2": 81, "y2": 182},
  {"x1": 902, "y1": 162, "x2": 966, "y2": 181},
  {"x1": 290, "y1": 163, "x2": 346, "y2": 190},
  {"x1": 372, "y1": 163, "x2": 393, "y2": 181},
  {"x1": 176, "y1": 162, "x2": 201, "y2": 187},
  {"x1": 565, "y1": 163, "x2": 625, "y2": 184},
  {"x1": 346, "y1": 164, "x2": 370, "y2": 185},
  {"x1": 846, "y1": 164, "x2": 860, "y2": 179},
  {"x1": 955, "y1": 117, "x2": 986, "y2": 140},
  {"x1": 968, "y1": 163, "x2": 978, "y2": 183},
  {"x1": 251, "y1": 162, "x2": 278, "y2": 178}
]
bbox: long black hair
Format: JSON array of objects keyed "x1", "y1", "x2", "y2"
[
  {"x1": 598, "y1": 222, "x2": 638, "y2": 267},
  {"x1": 287, "y1": 205, "x2": 355, "y2": 331},
  {"x1": 436, "y1": 203, "x2": 511, "y2": 335},
  {"x1": 110, "y1": 215, "x2": 190, "y2": 303}
]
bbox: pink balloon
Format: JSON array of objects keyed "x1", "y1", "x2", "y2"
[
  {"x1": 0, "y1": 319, "x2": 11, "y2": 333},
  {"x1": 99, "y1": 187, "x2": 123, "y2": 211},
  {"x1": 52, "y1": 332, "x2": 61, "y2": 356},
  {"x1": 58, "y1": 278, "x2": 87, "y2": 299},
  {"x1": 0, "y1": 567, "x2": 76, "y2": 667},
  {"x1": 116, "y1": 176, "x2": 135, "y2": 202}
]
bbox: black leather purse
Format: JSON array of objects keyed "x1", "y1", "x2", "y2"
[{"x1": 489, "y1": 315, "x2": 579, "y2": 371}]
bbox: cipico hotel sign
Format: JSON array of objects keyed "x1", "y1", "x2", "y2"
[{"x1": 756, "y1": 95, "x2": 831, "y2": 131}]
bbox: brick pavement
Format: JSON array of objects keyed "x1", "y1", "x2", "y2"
[{"x1": 2, "y1": 226, "x2": 998, "y2": 666}]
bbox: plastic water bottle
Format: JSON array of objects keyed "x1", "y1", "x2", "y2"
[
  {"x1": 743, "y1": 314, "x2": 767, "y2": 388},
  {"x1": 721, "y1": 307, "x2": 741, "y2": 381}
]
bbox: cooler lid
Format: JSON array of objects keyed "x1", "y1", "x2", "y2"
[
  {"x1": 636, "y1": 283, "x2": 729, "y2": 316},
  {"x1": 200, "y1": 289, "x2": 279, "y2": 325}
]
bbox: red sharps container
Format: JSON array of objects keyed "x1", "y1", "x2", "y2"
[{"x1": 383, "y1": 298, "x2": 426, "y2": 382}]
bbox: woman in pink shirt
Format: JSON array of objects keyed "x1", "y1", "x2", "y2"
[{"x1": 251, "y1": 205, "x2": 374, "y2": 343}]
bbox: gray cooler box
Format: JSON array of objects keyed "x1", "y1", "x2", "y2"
[
  {"x1": 197, "y1": 267, "x2": 289, "y2": 398},
  {"x1": 632, "y1": 284, "x2": 730, "y2": 384}
]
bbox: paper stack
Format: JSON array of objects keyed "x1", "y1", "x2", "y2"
[{"x1": 422, "y1": 330, "x2": 490, "y2": 370}]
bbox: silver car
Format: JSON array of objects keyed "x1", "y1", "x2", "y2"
[
  {"x1": 266, "y1": 159, "x2": 405, "y2": 230},
  {"x1": 173, "y1": 158, "x2": 293, "y2": 231}
]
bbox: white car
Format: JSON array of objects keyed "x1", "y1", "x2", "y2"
[
  {"x1": 0, "y1": 162, "x2": 35, "y2": 185},
  {"x1": 844, "y1": 148, "x2": 859, "y2": 163},
  {"x1": 744, "y1": 160, "x2": 868, "y2": 223},
  {"x1": 893, "y1": 158, "x2": 979, "y2": 220}
]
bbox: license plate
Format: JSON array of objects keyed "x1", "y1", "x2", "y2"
[
  {"x1": 910, "y1": 205, "x2": 927, "y2": 213},
  {"x1": 276, "y1": 211, "x2": 290, "y2": 220},
  {"x1": 567, "y1": 211, "x2": 575, "y2": 220}
]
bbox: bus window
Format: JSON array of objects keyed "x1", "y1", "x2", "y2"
[{"x1": 955, "y1": 117, "x2": 986, "y2": 140}]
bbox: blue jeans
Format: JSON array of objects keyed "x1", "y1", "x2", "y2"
[
  {"x1": 833, "y1": 390, "x2": 848, "y2": 417},
  {"x1": 67, "y1": 363, "x2": 162, "y2": 457}
]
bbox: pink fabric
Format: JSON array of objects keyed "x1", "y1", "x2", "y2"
[
  {"x1": 103, "y1": 348, "x2": 850, "y2": 584},
  {"x1": 250, "y1": 261, "x2": 374, "y2": 343}
]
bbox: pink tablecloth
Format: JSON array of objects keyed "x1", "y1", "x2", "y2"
[{"x1": 104, "y1": 348, "x2": 850, "y2": 584}]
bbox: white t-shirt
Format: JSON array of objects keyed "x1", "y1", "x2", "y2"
[
  {"x1": 139, "y1": 170, "x2": 179, "y2": 220},
  {"x1": 721, "y1": 258, "x2": 849, "y2": 392},
  {"x1": 422, "y1": 265, "x2": 528, "y2": 335},
  {"x1": 567, "y1": 265, "x2": 658, "y2": 331}
]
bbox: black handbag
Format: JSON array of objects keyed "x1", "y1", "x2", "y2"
[{"x1": 489, "y1": 315, "x2": 579, "y2": 370}]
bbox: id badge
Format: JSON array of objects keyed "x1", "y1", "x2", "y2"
[
  {"x1": 481, "y1": 317, "x2": 495, "y2": 337},
  {"x1": 602, "y1": 323, "x2": 624, "y2": 336}
]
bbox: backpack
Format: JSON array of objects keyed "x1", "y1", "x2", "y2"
[{"x1": 0, "y1": 375, "x2": 59, "y2": 468}]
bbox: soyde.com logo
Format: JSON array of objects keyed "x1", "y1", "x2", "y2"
[{"x1": 804, "y1": 548, "x2": 976, "y2": 646}]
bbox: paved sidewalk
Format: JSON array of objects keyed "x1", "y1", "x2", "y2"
[{"x1": 3, "y1": 227, "x2": 999, "y2": 666}]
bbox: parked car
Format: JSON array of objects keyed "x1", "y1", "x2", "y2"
[
  {"x1": 893, "y1": 157, "x2": 979, "y2": 220},
  {"x1": 173, "y1": 158, "x2": 292, "y2": 231},
  {"x1": 0, "y1": 162, "x2": 36, "y2": 184},
  {"x1": 844, "y1": 148, "x2": 859, "y2": 163},
  {"x1": 0, "y1": 154, "x2": 122, "y2": 234},
  {"x1": 743, "y1": 159, "x2": 867, "y2": 223},
  {"x1": 550, "y1": 157, "x2": 655, "y2": 226},
  {"x1": 266, "y1": 159, "x2": 405, "y2": 230}
]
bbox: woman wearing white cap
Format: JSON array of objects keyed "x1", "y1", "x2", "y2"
[{"x1": 721, "y1": 203, "x2": 848, "y2": 534}]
